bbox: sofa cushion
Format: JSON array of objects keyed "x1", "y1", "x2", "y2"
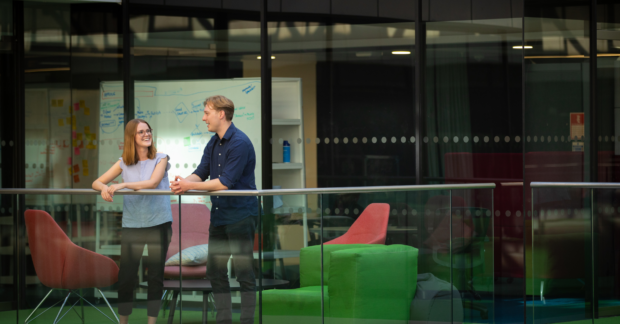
[
  {"x1": 261, "y1": 285, "x2": 328, "y2": 317},
  {"x1": 300, "y1": 244, "x2": 378, "y2": 287}
]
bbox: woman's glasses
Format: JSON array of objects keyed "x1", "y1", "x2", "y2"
[{"x1": 136, "y1": 129, "x2": 153, "y2": 137}]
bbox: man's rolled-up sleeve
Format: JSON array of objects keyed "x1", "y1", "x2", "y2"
[{"x1": 192, "y1": 142, "x2": 212, "y2": 181}]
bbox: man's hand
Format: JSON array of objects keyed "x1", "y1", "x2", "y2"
[{"x1": 170, "y1": 175, "x2": 192, "y2": 194}]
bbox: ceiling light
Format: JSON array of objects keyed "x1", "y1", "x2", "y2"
[
  {"x1": 257, "y1": 56, "x2": 275, "y2": 59},
  {"x1": 513, "y1": 45, "x2": 533, "y2": 49},
  {"x1": 392, "y1": 51, "x2": 411, "y2": 55}
]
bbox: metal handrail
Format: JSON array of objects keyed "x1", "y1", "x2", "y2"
[
  {"x1": 0, "y1": 183, "x2": 495, "y2": 196},
  {"x1": 531, "y1": 182, "x2": 620, "y2": 189}
]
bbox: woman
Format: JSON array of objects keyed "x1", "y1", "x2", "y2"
[{"x1": 93, "y1": 119, "x2": 172, "y2": 324}]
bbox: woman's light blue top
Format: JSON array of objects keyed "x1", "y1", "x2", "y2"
[{"x1": 119, "y1": 152, "x2": 173, "y2": 228}]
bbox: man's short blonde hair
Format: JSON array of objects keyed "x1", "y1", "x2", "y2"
[{"x1": 204, "y1": 95, "x2": 234, "y2": 121}]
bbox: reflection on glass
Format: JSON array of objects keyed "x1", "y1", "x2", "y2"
[
  {"x1": 525, "y1": 1, "x2": 592, "y2": 323},
  {"x1": 593, "y1": 189, "x2": 620, "y2": 322},
  {"x1": 425, "y1": 16, "x2": 522, "y2": 324},
  {"x1": 259, "y1": 189, "x2": 494, "y2": 324},
  {"x1": 260, "y1": 194, "x2": 316, "y2": 324},
  {"x1": 596, "y1": 3, "x2": 620, "y2": 323},
  {"x1": 531, "y1": 187, "x2": 592, "y2": 323},
  {"x1": 264, "y1": 20, "x2": 416, "y2": 190}
]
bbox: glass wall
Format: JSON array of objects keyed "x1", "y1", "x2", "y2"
[
  {"x1": 595, "y1": 1, "x2": 620, "y2": 323},
  {"x1": 4, "y1": 1, "x2": 620, "y2": 324},
  {"x1": 524, "y1": 1, "x2": 593, "y2": 323},
  {"x1": 423, "y1": 13, "x2": 523, "y2": 323}
]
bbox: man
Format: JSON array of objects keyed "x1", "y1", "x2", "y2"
[{"x1": 170, "y1": 95, "x2": 258, "y2": 324}]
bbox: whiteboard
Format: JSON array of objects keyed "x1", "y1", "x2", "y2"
[{"x1": 98, "y1": 79, "x2": 262, "y2": 210}]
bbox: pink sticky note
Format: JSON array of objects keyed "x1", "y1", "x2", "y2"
[
  {"x1": 74, "y1": 147, "x2": 80, "y2": 155},
  {"x1": 67, "y1": 157, "x2": 72, "y2": 165},
  {"x1": 72, "y1": 131, "x2": 77, "y2": 139},
  {"x1": 74, "y1": 103, "x2": 80, "y2": 111}
]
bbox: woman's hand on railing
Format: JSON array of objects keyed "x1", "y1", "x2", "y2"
[
  {"x1": 107, "y1": 183, "x2": 126, "y2": 199},
  {"x1": 99, "y1": 185, "x2": 113, "y2": 202}
]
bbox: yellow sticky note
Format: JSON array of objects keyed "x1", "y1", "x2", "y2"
[
  {"x1": 84, "y1": 107, "x2": 90, "y2": 116},
  {"x1": 76, "y1": 133, "x2": 83, "y2": 140},
  {"x1": 83, "y1": 168, "x2": 89, "y2": 176},
  {"x1": 58, "y1": 119, "x2": 64, "y2": 127},
  {"x1": 68, "y1": 106, "x2": 72, "y2": 114},
  {"x1": 84, "y1": 126, "x2": 90, "y2": 134},
  {"x1": 68, "y1": 166, "x2": 73, "y2": 174},
  {"x1": 79, "y1": 100, "x2": 85, "y2": 108},
  {"x1": 82, "y1": 160, "x2": 88, "y2": 168},
  {"x1": 72, "y1": 139, "x2": 77, "y2": 147},
  {"x1": 52, "y1": 99, "x2": 57, "y2": 107},
  {"x1": 58, "y1": 99, "x2": 64, "y2": 106}
]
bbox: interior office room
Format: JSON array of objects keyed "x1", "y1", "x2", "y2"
[{"x1": 1, "y1": 0, "x2": 620, "y2": 323}]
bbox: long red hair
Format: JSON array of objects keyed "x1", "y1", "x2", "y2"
[{"x1": 122, "y1": 119, "x2": 157, "y2": 165}]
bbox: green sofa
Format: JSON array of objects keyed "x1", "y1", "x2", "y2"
[{"x1": 259, "y1": 244, "x2": 419, "y2": 324}]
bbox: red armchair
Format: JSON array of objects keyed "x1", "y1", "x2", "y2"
[
  {"x1": 24, "y1": 209, "x2": 119, "y2": 324},
  {"x1": 324, "y1": 203, "x2": 390, "y2": 245}
]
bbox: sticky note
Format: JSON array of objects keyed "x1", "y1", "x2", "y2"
[
  {"x1": 84, "y1": 126, "x2": 90, "y2": 134},
  {"x1": 83, "y1": 168, "x2": 89, "y2": 176},
  {"x1": 78, "y1": 141, "x2": 84, "y2": 149},
  {"x1": 72, "y1": 131, "x2": 76, "y2": 139},
  {"x1": 68, "y1": 106, "x2": 72, "y2": 114},
  {"x1": 68, "y1": 166, "x2": 73, "y2": 174},
  {"x1": 72, "y1": 139, "x2": 77, "y2": 147},
  {"x1": 58, "y1": 99, "x2": 64, "y2": 106},
  {"x1": 52, "y1": 99, "x2": 57, "y2": 107},
  {"x1": 184, "y1": 137, "x2": 190, "y2": 146},
  {"x1": 84, "y1": 107, "x2": 90, "y2": 116},
  {"x1": 73, "y1": 175, "x2": 80, "y2": 183},
  {"x1": 58, "y1": 119, "x2": 64, "y2": 127},
  {"x1": 82, "y1": 160, "x2": 88, "y2": 168},
  {"x1": 73, "y1": 164, "x2": 80, "y2": 173},
  {"x1": 67, "y1": 157, "x2": 72, "y2": 165},
  {"x1": 86, "y1": 142, "x2": 96, "y2": 150},
  {"x1": 74, "y1": 147, "x2": 80, "y2": 155},
  {"x1": 79, "y1": 100, "x2": 85, "y2": 108},
  {"x1": 74, "y1": 103, "x2": 80, "y2": 111},
  {"x1": 77, "y1": 133, "x2": 83, "y2": 141}
]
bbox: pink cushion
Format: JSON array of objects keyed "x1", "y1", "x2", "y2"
[
  {"x1": 167, "y1": 204, "x2": 210, "y2": 260},
  {"x1": 165, "y1": 204, "x2": 211, "y2": 279}
]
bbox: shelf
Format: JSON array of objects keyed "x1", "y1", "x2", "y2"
[
  {"x1": 272, "y1": 119, "x2": 301, "y2": 126},
  {"x1": 272, "y1": 163, "x2": 303, "y2": 170}
]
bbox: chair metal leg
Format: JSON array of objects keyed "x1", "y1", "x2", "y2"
[
  {"x1": 53, "y1": 291, "x2": 72, "y2": 324},
  {"x1": 167, "y1": 291, "x2": 179, "y2": 324},
  {"x1": 97, "y1": 289, "x2": 120, "y2": 323},
  {"x1": 56, "y1": 297, "x2": 82, "y2": 323},
  {"x1": 24, "y1": 289, "x2": 56, "y2": 324},
  {"x1": 71, "y1": 289, "x2": 119, "y2": 323}
]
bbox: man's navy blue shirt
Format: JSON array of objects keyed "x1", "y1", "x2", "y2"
[{"x1": 192, "y1": 123, "x2": 258, "y2": 227}]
